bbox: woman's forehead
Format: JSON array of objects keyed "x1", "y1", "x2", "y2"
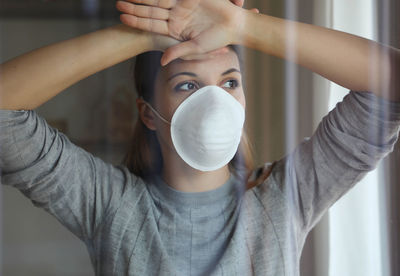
[{"x1": 161, "y1": 50, "x2": 240, "y2": 78}]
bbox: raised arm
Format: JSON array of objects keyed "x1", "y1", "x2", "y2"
[
  {"x1": 239, "y1": 12, "x2": 400, "y2": 102},
  {"x1": 0, "y1": 23, "x2": 178, "y2": 241},
  {"x1": 0, "y1": 24, "x2": 176, "y2": 110},
  {"x1": 116, "y1": 0, "x2": 400, "y2": 102}
]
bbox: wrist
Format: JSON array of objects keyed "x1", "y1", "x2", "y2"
[
  {"x1": 114, "y1": 26, "x2": 180, "y2": 53},
  {"x1": 150, "y1": 34, "x2": 181, "y2": 52},
  {"x1": 233, "y1": 11, "x2": 280, "y2": 55},
  {"x1": 229, "y1": 7, "x2": 252, "y2": 46},
  {"x1": 110, "y1": 24, "x2": 155, "y2": 53}
]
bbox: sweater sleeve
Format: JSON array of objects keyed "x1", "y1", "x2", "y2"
[
  {"x1": 0, "y1": 110, "x2": 132, "y2": 242},
  {"x1": 269, "y1": 91, "x2": 400, "y2": 232}
]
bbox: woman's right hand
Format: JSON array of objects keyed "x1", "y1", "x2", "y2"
[
  {"x1": 116, "y1": 0, "x2": 251, "y2": 65},
  {"x1": 149, "y1": 27, "x2": 240, "y2": 64}
]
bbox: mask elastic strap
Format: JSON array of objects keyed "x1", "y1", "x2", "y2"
[{"x1": 140, "y1": 98, "x2": 171, "y2": 125}]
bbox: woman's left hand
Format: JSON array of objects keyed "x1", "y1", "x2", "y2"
[{"x1": 116, "y1": 0, "x2": 250, "y2": 65}]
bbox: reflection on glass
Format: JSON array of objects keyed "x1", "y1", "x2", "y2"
[{"x1": 0, "y1": 0, "x2": 399, "y2": 275}]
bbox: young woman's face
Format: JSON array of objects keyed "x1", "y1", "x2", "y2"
[{"x1": 152, "y1": 49, "x2": 245, "y2": 154}]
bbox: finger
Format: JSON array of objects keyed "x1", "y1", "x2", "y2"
[
  {"x1": 208, "y1": 47, "x2": 230, "y2": 56},
  {"x1": 162, "y1": 40, "x2": 203, "y2": 66},
  {"x1": 230, "y1": 0, "x2": 244, "y2": 8},
  {"x1": 123, "y1": 0, "x2": 176, "y2": 9},
  {"x1": 120, "y1": 14, "x2": 169, "y2": 35},
  {"x1": 162, "y1": 28, "x2": 229, "y2": 65},
  {"x1": 180, "y1": 53, "x2": 210, "y2": 61},
  {"x1": 116, "y1": 1, "x2": 169, "y2": 20},
  {"x1": 250, "y1": 8, "x2": 260, "y2": 14},
  {"x1": 186, "y1": 47, "x2": 229, "y2": 59},
  {"x1": 180, "y1": 48, "x2": 228, "y2": 61},
  {"x1": 162, "y1": 40, "x2": 227, "y2": 64}
]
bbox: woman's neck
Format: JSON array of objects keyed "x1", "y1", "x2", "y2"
[{"x1": 161, "y1": 155, "x2": 231, "y2": 193}]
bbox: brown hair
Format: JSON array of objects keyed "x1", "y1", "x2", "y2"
[{"x1": 123, "y1": 48, "x2": 254, "y2": 183}]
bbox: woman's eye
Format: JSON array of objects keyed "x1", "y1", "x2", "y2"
[
  {"x1": 175, "y1": 82, "x2": 197, "y2": 92},
  {"x1": 222, "y1": 79, "x2": 239, "y2": 89}
]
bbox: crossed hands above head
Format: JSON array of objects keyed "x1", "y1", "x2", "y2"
[{"x1": 116, "y1": 0, "x2": 258, "y2": 65}]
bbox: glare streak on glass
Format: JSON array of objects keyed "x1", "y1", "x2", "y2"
[
  {"x1": 0, "y1": 22, "x2": 3, "y2": 276},
  {"x1": 327, "y1": 1, "x2": 386, "y2": 276},
  {"x1": 0, "y1": 174, "x2": 2, "y2": 276},
  {"x1": 284, "y1": 0, "x2": 298, "y2": 274},
  {"x1": 376, "y1": 0, "x2": 391, "y2": 274},
  {"x1": 284, "y1": 0, "x2": 299, "y2": 155},
  {"x1": 82, "y1": 0, "x2": 99, "y2": 17}
]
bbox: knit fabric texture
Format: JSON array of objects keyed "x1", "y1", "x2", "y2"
[{"x1": 1, "y1": 91, "x2": 400, "y2": 275}]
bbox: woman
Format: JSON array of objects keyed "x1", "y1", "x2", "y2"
[{"x1": 1, "y1": 0, "x2": 399, "y2": 275}]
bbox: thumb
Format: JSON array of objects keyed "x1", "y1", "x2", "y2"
[
  {"x1": 161, "y1": 40, "x2": 204, "y2": 66},
  {"x1": 250, "y1": 8, "x2": 260, "y2": 14},
  {"x1": 180, "y1": 47, "x2": 230, "y2": 61},
  {"x1": 161, "y1": 27, "x2": 230, "y2": 66},
  {"x1": 231, "y1": 0, "x2": 244, "y2": 8}
]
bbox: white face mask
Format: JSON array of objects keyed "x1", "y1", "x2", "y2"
[{"x1": 144, "y1": 85, "x2": 245, "y2": 172}]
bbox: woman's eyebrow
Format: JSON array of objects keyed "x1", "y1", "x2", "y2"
[
  {"x1": 221, "y1": 68, "x2": 241, "y2": 75},
  {"x1": 167, "y1": 72, "x2": 197, "y2": 81},
  {"x1": 167, "y1": 68, "x2": 240, "y2": 82}
]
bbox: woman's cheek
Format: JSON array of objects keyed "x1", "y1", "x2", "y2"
[{"x1": 234, "y1": 90, "x2": 246, "y2": 109}]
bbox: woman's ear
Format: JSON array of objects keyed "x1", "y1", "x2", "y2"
[{"x1": 136, "y1": 98, "x2": 157, "y2": 131}]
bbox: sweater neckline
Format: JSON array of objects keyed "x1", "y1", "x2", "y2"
[{"x1": 148, "y1": 173, "x2": 241, "y2": 208}]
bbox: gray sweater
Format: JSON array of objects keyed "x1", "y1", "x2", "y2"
[{"x1": 1, "y1": 91, "x2": 400, "y2": 276}]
